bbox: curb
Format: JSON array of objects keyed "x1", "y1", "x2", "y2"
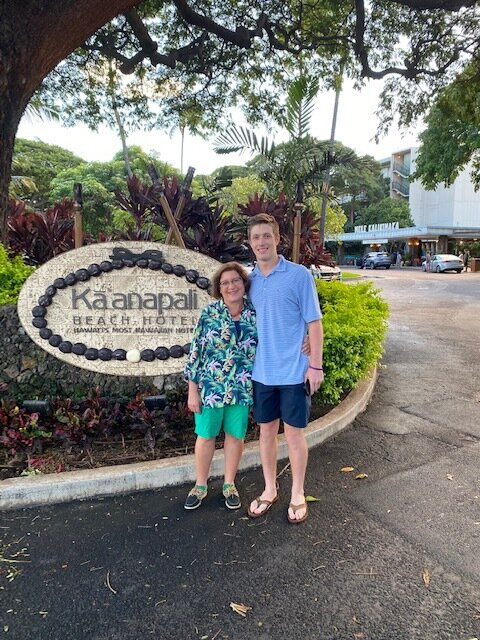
[{"x1": 0, "y1": 370, "x2": 377, "y2": 511}]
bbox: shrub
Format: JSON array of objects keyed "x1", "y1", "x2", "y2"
[
  {"x1": 0, "y1": 388, "x2": 189, "y2": 468},
  {"x1": 316, "y1": 279, "x2": 389, "y2": 404},
  {"x1": 8, "y1": 198, "x2": 74, "y2": 265},
  {"x1": 0, "y1": 243, "x2": 34, "y2": 305}
]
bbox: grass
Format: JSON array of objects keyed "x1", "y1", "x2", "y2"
[{"x1": 340, "y1": 270, "x2": 362, "y2": 280}]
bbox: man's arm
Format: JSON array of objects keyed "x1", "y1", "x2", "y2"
[{"x1": 305, "y1": 319, "x2": 324, "y2": 394}]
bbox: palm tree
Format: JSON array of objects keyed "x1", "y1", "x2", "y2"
[
  {"x1": 214, "y1": 76, "x2": 357, "y2": 262},
  {"x1": 214, "y1": 76, "x2": 356, "y2": 202}
]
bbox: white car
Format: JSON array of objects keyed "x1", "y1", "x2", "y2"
[
  {"x1": 310, "y1": 263, "x2": 342, "y2": 281},
  {"x1": 422, "y1": 254, "x2": 464, "y2": 273},
  {"x1": 240, "y1": 261, "x2": 255, "y2": 274}
]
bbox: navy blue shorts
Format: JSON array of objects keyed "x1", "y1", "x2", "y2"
[{"x1": 253, "y1": 381, "x2": 311, "y2": 428}]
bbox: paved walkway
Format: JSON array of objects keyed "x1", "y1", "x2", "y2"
[{"x1": 1, "y1": 270, "x2": 479, "y2": 640}]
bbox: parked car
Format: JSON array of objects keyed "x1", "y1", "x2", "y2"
[
  {"x1": 422, "y1": 254, "x2": 463, "y2": 273},
  {"x1": 310, "y1": 263, "x2": 342, "y2": 281},
  {"x1": 361, "y1": 252, "x2": 392, "y2": 269},
  {"x1": 240, "y1": 260, "x2": 255, "y2": 274}
]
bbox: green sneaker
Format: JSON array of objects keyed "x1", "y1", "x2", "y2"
[
  {"x1": 184, "y1": 485, "x2": 207, "y2": 510},
  {"x1": 223, "y1": 483, "x2": 241, "y2": 510}
]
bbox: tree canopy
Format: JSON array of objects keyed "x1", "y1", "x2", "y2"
[
  {"x1": 1, "y1": 0, "x2": 479, "y2": 242},
  {"x1": 354, "y1": 197, "x2": 414, "y2": 228},
  {"x1": 412, "y1": 60, "x2": 480, "y2": 190},
  {"x1": 12, "y1": 139, "x2": 84, "y2": 208}
]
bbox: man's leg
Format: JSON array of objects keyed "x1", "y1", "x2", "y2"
[
  {"x1": 284, "y1": 423, "x2": 309, "y2": 521},
  {"x1": 248, "y1": 419, "x2": 279, "y2": 515}
]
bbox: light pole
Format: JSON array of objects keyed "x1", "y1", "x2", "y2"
[
  {"x1": 292, "y1": 181, "x2": 305, "y2": 264},
  {"x1": 73, "y1": 182, "x2": 83, "y2": 249}
]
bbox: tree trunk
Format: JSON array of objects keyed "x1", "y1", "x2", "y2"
[
  {"x1": 112, "y1": 97, "x2": 133, "y2": 178},
  {"x1": 319, "y1": 75, "x2": 342, "y2": 249},
  {"x1": 0, "y1": 0, "x2": 139, "y2": 244}
]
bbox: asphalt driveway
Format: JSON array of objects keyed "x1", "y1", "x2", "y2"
[{"x1": 1, "y1": 269, "x2": 480, "y2": 640}]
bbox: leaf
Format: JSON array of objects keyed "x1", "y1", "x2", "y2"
[
  {"x1": 340, "y1": 466, "x2": 355, "y2": 473},
  {"x1": 306, "y1": 495, "x2": 320, "y2": 502},
  {"x1": 422, "y1": 567, "x2": 430, "y2": 588},
  {"x1": 230, "y1": 602, "x2": 252, "y2": 617},
  {"x1": 355, "y1": 473, "x2": 368, "y2": 480}
]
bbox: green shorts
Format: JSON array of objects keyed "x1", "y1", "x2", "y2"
[{"x1": 194, "y1": 405, "x2": 250, "y2": 440}]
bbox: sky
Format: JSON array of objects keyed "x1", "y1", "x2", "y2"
[{"x1": 17, "y1": 78, "x2": 422, "y2": 175}]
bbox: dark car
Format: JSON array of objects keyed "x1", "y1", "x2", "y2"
[{"x1": 361, "y1": 251, "x2": 392, "y2": 270}]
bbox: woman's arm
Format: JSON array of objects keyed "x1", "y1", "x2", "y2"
[{"x1": 187, "y1": 380, "x2": 202, "y2": 414}]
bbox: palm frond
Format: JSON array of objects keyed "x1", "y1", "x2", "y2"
[
  {"x1": 214, "y1": 125, "x2": 275, "y2": 158},
  {"x1": 23, "y1": 95, "x2": 60, "y2": 123},
  {"x1": 284, "y1": 76, "x2": 319, "y2": 140}
]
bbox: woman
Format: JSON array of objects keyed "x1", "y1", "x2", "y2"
[{"x1": 184, "y1": 262, "x2": 257, "y2": 510}]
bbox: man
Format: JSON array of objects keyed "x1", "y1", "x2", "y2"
[
  {"x1": 425, "y1": 251, "x2": 431, "y2": 272},
  {"x1": 246, "y1": 214, "x2": 324, "y2": 524}
]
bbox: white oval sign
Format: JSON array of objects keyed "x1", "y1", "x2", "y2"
[{"x1": 17, "y1": 242, "x2": 219, "y2": 376}]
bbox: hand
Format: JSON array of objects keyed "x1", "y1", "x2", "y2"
[
  {"x1": 306, "y1": 367, "x2": 324, "y2": 395},
  {"x1": 187, "y1": 386, "x2": 202, "y2": 413},
  {"x1": 301, "y1": 334, "x2": 311, "y2": 355}
]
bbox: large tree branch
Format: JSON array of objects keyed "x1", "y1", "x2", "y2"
[
  {"x1": 354, "y1": 0, "x2": 466, "y2": 79},
  {"x1": 173, "y1": 0, "x2": 268, "y2": 47},
  {"x1": 387, "y1": 0, "x2": 477, "y2": 9}
]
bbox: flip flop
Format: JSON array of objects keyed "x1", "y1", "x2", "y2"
[
  {"x1": 287, "y1": 502, "x2": 308, "y2": 524},
  {"x1": 247, "y1": 495, "x2": 278, "y2": 519}
]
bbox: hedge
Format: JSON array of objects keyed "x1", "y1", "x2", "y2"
[{"x1": 316, "y1": 279, "x2": 389, "y2": 404}]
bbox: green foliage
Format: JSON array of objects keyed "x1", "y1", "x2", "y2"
[
  {"x1": 467, "y1": 241, "x2": 480, "y2": 258},
  {"x1": 282, "y1": 76, "x2": 320, "y2": 141},
  {"x1": 50, "y1": 168, "x2": 114, "y2": 237},
  {"x1": 0, "y1": 244, "x2": 34, "y2": 305},
  {"x1": 218, "y1": 175, "x2": 267, "y2": 217},
  {"x1": 316, "y1": 280, "x2": 389, "y2": 404},
  {"x1": 354, "y1": 197, "x2": 413, "y2": 228},
  {"x1": 306, "y1": 197, "x2": 347, "y2": 239},
  {"x1": 48, "y1": 148, "x2": 180, "y2": 237},
  {"x1": 412, "y1": 61, "x2": 480, "y2": 190},
  {"x1": 12, "y1": 139, "x2": 84, "y2": 208},
  {"x1": 112, "y1": 147, "x2": 181, "y2": 183},
  {"x1": 330, "y1": 154, "x2": 389, "y2": 225},
  {"x1": 0, "y1": 389, "x2": 194, "y2": 472},
  {"x1": 35, "y1": 1, "x2": 477, "y2": 161}
]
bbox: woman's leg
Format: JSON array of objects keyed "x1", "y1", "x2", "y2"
[
  {"x1": 194, "y1": 436, "x2": 216, "y2": 486},
  {"x1": 223, "y1": 433, "x2": 244, "y2": 485}
]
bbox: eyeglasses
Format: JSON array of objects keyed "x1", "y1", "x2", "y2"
[{"x1": 219, "y1": 277, "x2": 243, "y2": 288}]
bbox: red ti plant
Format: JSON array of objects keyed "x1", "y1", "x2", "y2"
[
  {"x1": 237, "y1": 192, "x2": 333, "y2": 266},
  {"x1": 8, "y1": 198, "x2": 74, "y2": 265},
  {"x1": 113, "y1": 175, "x2": 157, "y2": 240},
  {"x1": 237, "y1": 192, "x2": 293, "y2": 258}
]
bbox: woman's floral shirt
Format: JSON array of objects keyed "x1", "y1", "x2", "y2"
[{"x1": 184, "y1": 299, "x2": 257, "y2": 408}]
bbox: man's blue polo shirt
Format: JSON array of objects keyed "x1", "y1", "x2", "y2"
[{"x1": 249, "y1": 255, "x2": 322, "y2": 386}]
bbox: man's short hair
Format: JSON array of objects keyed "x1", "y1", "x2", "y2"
[{"x1": 247, "y1": 214, "x2": 280, "y2": 240}]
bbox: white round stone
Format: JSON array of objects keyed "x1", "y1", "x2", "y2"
[{"x1": 126, "y1": 349, "x2": 141, "y2": 363}]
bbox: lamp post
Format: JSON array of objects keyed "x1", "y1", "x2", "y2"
[
  {"x1": 292, "y1": 181, "x2": 305, "y2": 264},
  {"x1": 73, "y1": 182, "x2": 83, "y2": 248}
]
